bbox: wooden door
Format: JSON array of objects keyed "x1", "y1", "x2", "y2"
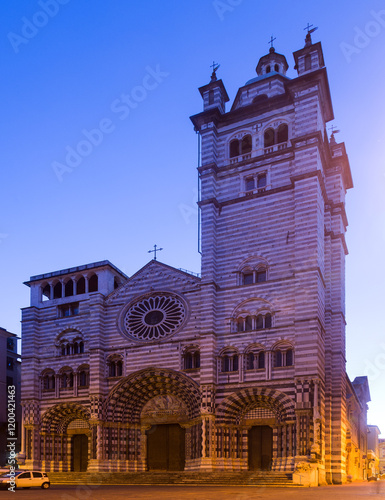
[
  {"x1": 72, "y1": 434, "x2": 88, "y2": 472},
  {"x1": 248, "y1": 425, "x2": 273, "y2": 470},
  {"x1": 147, "y1": 424, "x2": 185, "y2": 471}
]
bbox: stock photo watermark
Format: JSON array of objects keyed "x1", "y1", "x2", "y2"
[
  {"x1": 213, "y1": 0, "x2": 244, "y2": 21},
  {"x1": 179, "y1": 188, "x2": 199, "y2": 224},
  {"x1": 52, "y1": 65, "x2": 169, "y2": 182},
  {"x1": 340, "y1": 9, "x2": 385, "y2": 63},
  {"x1": 364, "y1": 342, "x2": 385, "y2": 382},
  {"x1": 7, "y1": 0, "x2": 71, "y2": 54},
  {"x1": 6, "y1": 385, "x2": 17, "y2": 492}
]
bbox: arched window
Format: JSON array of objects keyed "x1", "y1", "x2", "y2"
[
  {"x1": 221, "y1": 352, "x2": 239, "y2": 372},
  {"x1": 243, "y1": 272, "x2": 254, "y2": 285},
  {"x1": 274, "y1": 64, "x2": 279, "y2": 72},
  {"x1": 247, "y1": 352, "x2": 255, "y2": 370},
  {"x1": 65, "y1": 280, "x2": 74, "y2": 297},
  {"x1": 109, "y1": 363, "x2": 116, "y2": 377},
  {"x1": 61, "y1": 344, "x2": 66, "y2": 356},
  {"x1": 88, "y1": 274, "x2": 98, "y2": 293},
  {"x1": 230, "y1": 139, "x2": 240, "y2": 158},
  {"x1": 286, "y1": 349, "x2": 293, "y2": 366},
  {"x1": 277, "y1": 124, "x2": 288, "y2": 144},
  {"x1": 258, "y1": 351, "x2": 265, "y2": 369},
  {"x1": 53, "y1": 282, "x2": 62, "y2": 299},
  {"x1": 264, "y1": 128, "x2": 275, "y2": 148},
  {"x1": 256, "y1": 267, "x2": 267, "y2": 282},
  {"x1": 78, "y1": 371, "x2": 88, "y2": 387},
  {"x1": 256, "y1": 315, "x2": 263, "y2": 330},
  {"x1": 76, "y1": 277, "x2": 86, "y2": 295},
  {"x1": 241, "y1": 134, "x2": 252, "y2": 154},
  {"x1": 42, "y1": 370, "x2": 55, "y2": 390},
  {"x1": 208, "y1": 89, "x2": 214, "y2": 105},
  {"x1": 73, "y1": 342, "x2": 79, "y2": 354},
  {"x1": 275, "y1": 350, "x2": 282, "y2": 367},
  {"x1": 246, "y1": 351, "x2": 265, "y2": 370},
  {"x1": 183, "y1": 348, "x2": 200, "y2": 370},
  {"x1": 66, "y1": 344, "x2": 71, "y2": 356},
  {"x1": 245, "y1": 316, "x2": 253, "y2": 332},
  {"x1": 185, "y1": 352, "x2": 193, "y2": 369},
  {"x1": 266, "y1": 65, "x2": 271, "y2": 74},
  {"x1": 237, "y1": 318, "x2": 244, "y2": 332},
  {"x1": 265, "y1": 313, "x2": 272, "y2": 328},
  {"x1": 60, "y1": 369, "x2": 74, "y2": 388},
  {"x1": 108, "y1": 357, "x2": 123, "y2": 377},
  {"x1": 79, "y1": 342, "x2": 84, "y2": 354}
]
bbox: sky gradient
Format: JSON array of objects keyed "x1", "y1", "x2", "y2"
[{"x1": 1, "y1": 1, "x2": 384, "y2": 435}]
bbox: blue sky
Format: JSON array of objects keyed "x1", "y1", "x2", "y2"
[{"x1": 1, "y1": 1, "x2": 385, "y2": 434}]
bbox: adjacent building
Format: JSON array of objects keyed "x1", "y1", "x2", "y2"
[{"x1": 0, "y1": 327, "x2": 21, "y2": 466}]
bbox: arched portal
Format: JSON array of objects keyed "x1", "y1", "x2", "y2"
[
  {"x1": 104, "y1": 368, "x2": 201, "y2": 471},
  {"x1": 216, "y1": 388, "x2": 296, "y2": 471},
  {"x1": 40, "y1": 403, "x2": 91, "y2": 472}
]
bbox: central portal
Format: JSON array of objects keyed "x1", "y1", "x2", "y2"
[
  {"x1": 248, "y1": 425, "x2": 273, "y2": 470},
  {"x1": 146, "y1": 423, "x2": 185, "y2": 471}
]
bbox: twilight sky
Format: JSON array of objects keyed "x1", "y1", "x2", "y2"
[{"x1": 1, "y1": 1, "x2": 385, "y2": 435}]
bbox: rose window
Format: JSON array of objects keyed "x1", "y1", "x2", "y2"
[{"x1": 123, "y1": 294, "x2": 186, "y2": 341}]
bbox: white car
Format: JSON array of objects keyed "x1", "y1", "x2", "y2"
[{"x1": 0, "y1": 470, "x2": 50, "y2": 489}]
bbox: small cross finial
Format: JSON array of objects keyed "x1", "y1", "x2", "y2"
[
  {"x1": 148, "y1": 244, "x2": 163, "y2": 261},
  {"x1": 304, "y1": 23, "x2": 318, "y2": 46},
  {"x1": 210, "y1": 61, "x2": 220, "y2": 82},
  {"x1": 268, "y1": 35, "x2": 276, "y2": 49}
]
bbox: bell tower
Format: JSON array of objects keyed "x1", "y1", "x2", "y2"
[{"x1": 191, "y1": 32, "x2": 353, "y2": 484}]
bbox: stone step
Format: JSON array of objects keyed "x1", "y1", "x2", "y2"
[{"x1": 47, "y1": 471, "x2": 299, "y2": 486}]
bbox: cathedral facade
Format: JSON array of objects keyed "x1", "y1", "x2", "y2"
[{"x1": 21, "y1": 34, "x2": 361, "y2": 485}]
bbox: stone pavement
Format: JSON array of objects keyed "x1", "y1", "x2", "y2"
[{"x1": 0, "y1": 481, "x2": 384, "y2": 499}]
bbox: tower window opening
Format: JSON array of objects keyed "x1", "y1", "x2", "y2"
[
  {"x1": 277, "y1": 124, "x2": 288, "y2": 144},
  {"x1": 245, "y1": 178, "x2": 254, "y2": 192},
  {"x1": 274, "y1": 64, "x2": 279, "y2": 72},
  {"x1": 230, "y1": 139, "x2": 240, "y2": 158},
  {"x1": 257, "y1": 174, "x2": 267, "y2": 189},
  {"x1": 208, "y1": 89, "x2": 214, "y2": 105},
  {"x1": 305, "y1": 54, "x2": 311, "y2": 71},
  {"x1": 256, "y1": 315, "x2": 264, "y2": 330},
  {"x1": 266, "y1": 65, "x2": 271, "y2": 74},
  {"x1": 264, "y1": 128, "x2": 275, "y2": 148},
  {"x1": 241, "y1": 134, "x2": 252, "y2": 154}
]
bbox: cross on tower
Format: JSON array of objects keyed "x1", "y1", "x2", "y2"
[
  {"x1": 268, "y1": 35, "x2": 276, "y2": 49},
  {"x1": 148, "y1": 244, "x2": 163, "y2": 261},
  {"x1": 304, "y1": 23, "x2": 318, "y2": 34},
  {"x1": 329, "y1": 125, "x2": 340, "y2": 134},
  {"x1": 210, "y1": 61, "x2": 220, "y2": 72}
]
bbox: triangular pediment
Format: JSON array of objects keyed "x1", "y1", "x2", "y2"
[{"x1": 106, "y1": 260, "x2": 200, "y2": 304}]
